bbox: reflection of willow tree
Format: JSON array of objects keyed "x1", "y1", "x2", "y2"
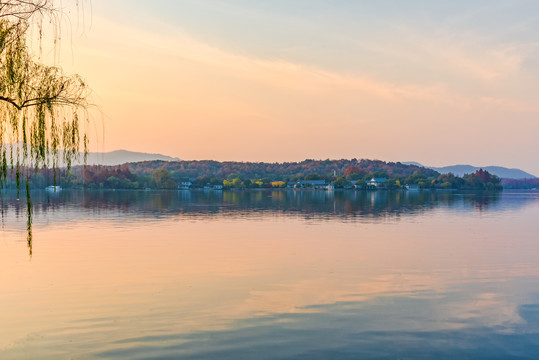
[{"x1": 1, "y1": 1, "x2": 90, "y2": 256}]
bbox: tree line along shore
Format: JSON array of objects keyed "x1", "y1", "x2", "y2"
[{"x1": 0, "y1": 159, "x2": 508, "y2": 191}]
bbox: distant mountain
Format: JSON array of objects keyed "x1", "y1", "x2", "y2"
[
  {"x1": 80, "y1": 150, "x2": 180, "y2": 166},
  {"x1": 3, "y1": 143, "x2": 180, "y2": 167},
  {"x1": 404, "y1": 162, "x2": 536, "y2": 179},
  {"x1": 434, "y1": 165, "x2": 536, "y2": 179}
]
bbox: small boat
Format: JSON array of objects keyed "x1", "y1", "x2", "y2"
[{"x1": 45, "y1": 185, "x2": 62, "y2": 192}]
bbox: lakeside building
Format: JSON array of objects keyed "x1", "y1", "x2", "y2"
[
  {"x1": 345, "y1": 180, "x2": 359, "y2": 189},
  {"x1": 287, "y1": 180, "x2": 331, "y2": 189},
  {"x1": 203, "y1": 184, "x2": 224, "y2": 190},
  {"x1": 366, "y1": 177, "x2": 387, "y2": 188},
  {"x1": 405, "y1": 184, "x2": 420, "y2": 191},
  {"x1": 178, "y1": 178, "x2": 193, "y2": 190}
]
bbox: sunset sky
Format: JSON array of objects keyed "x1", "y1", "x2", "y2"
[{"x1": 52, "y1": 0, "x2": 539, "y2": 175}]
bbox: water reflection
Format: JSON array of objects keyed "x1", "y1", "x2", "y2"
[
  {"x1": 0, "y1": 189, "x2": 531, "y2": 257},
  {"x1": 1, "y1": 189, "x2": 539, "y2": 359},
  {"x1": 1, "y1": 189, "x2": 532, "y2": 226}
]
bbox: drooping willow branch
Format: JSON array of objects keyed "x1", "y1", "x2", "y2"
[
  {"x1": 1, "y1": 1, "x2": 89, "y2": 177},
  {"x1": 0, "y1": 0, "x2": 90, "y2": 256}
]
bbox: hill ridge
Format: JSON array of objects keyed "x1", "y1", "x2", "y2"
[{"x1": 403, "y1": 162, "x2": 536, "y2": 179}]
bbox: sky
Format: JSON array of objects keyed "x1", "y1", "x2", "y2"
[{"x1": 47, "y1": 0, "x2": 539, "y2": 175}]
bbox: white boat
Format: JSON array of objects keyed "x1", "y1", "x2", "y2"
[{"x1": 45, "y1": 185, "x2": 62, "y2": 192}]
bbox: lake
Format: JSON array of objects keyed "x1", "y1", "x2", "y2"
[{"x1": 1, "y1": 189, "x2": 539, "y2": 359}]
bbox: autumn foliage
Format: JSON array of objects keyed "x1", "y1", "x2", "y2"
[{"x1": 0, "y1": 160, "x2": 508, "y2": 191}]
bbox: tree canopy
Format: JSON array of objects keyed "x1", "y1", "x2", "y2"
[
  {"x1": 0, "y1": 0, "x2": 89, "y2": 184},
  {"x1": 1, "y1": 0, "x2": 90, "y2": 256}
]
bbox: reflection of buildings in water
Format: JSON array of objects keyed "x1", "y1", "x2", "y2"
[
  {"x1": 370, "y1": 191, "x2": 376, "y2": 207},
  {"x1": 177, "y1": 189, "x2": 192, "y2": 201}
]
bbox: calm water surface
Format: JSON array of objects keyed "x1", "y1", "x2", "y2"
[{"x1": 1, "y1": 189, "x2": 539, "y2": 359}]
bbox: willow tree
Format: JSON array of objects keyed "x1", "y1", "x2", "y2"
[{"x1": 0, "y1": 0, "x2": 90, "y2": 254}]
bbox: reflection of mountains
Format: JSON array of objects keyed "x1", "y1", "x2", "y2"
[{"x1": 2, "y1": 190, "x2": 536, "y2": 224}]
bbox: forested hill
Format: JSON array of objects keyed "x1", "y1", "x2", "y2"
[
  {"x1": 14, "y1": 158, "x2": 503, "y2": 190},
  {"x1": 127, "y1": 159, "x2": 440, "y2": 180}
]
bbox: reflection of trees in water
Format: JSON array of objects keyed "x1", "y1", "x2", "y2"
[
  {"x1": 0, "y1": 189, "x2": 512, "y2": 225},
  {"x1": 461, "y1": 192, "x2": 504, "y2": 212},
  {"x1": 1, "y1": 189, "x2": 533, "y2": 259},
  {"x1": 0, "y1": 191, "x2": 32, "y2": 256},
  {"x1": 3, "y1": 189, "x2": 532, "y2": 257}
]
